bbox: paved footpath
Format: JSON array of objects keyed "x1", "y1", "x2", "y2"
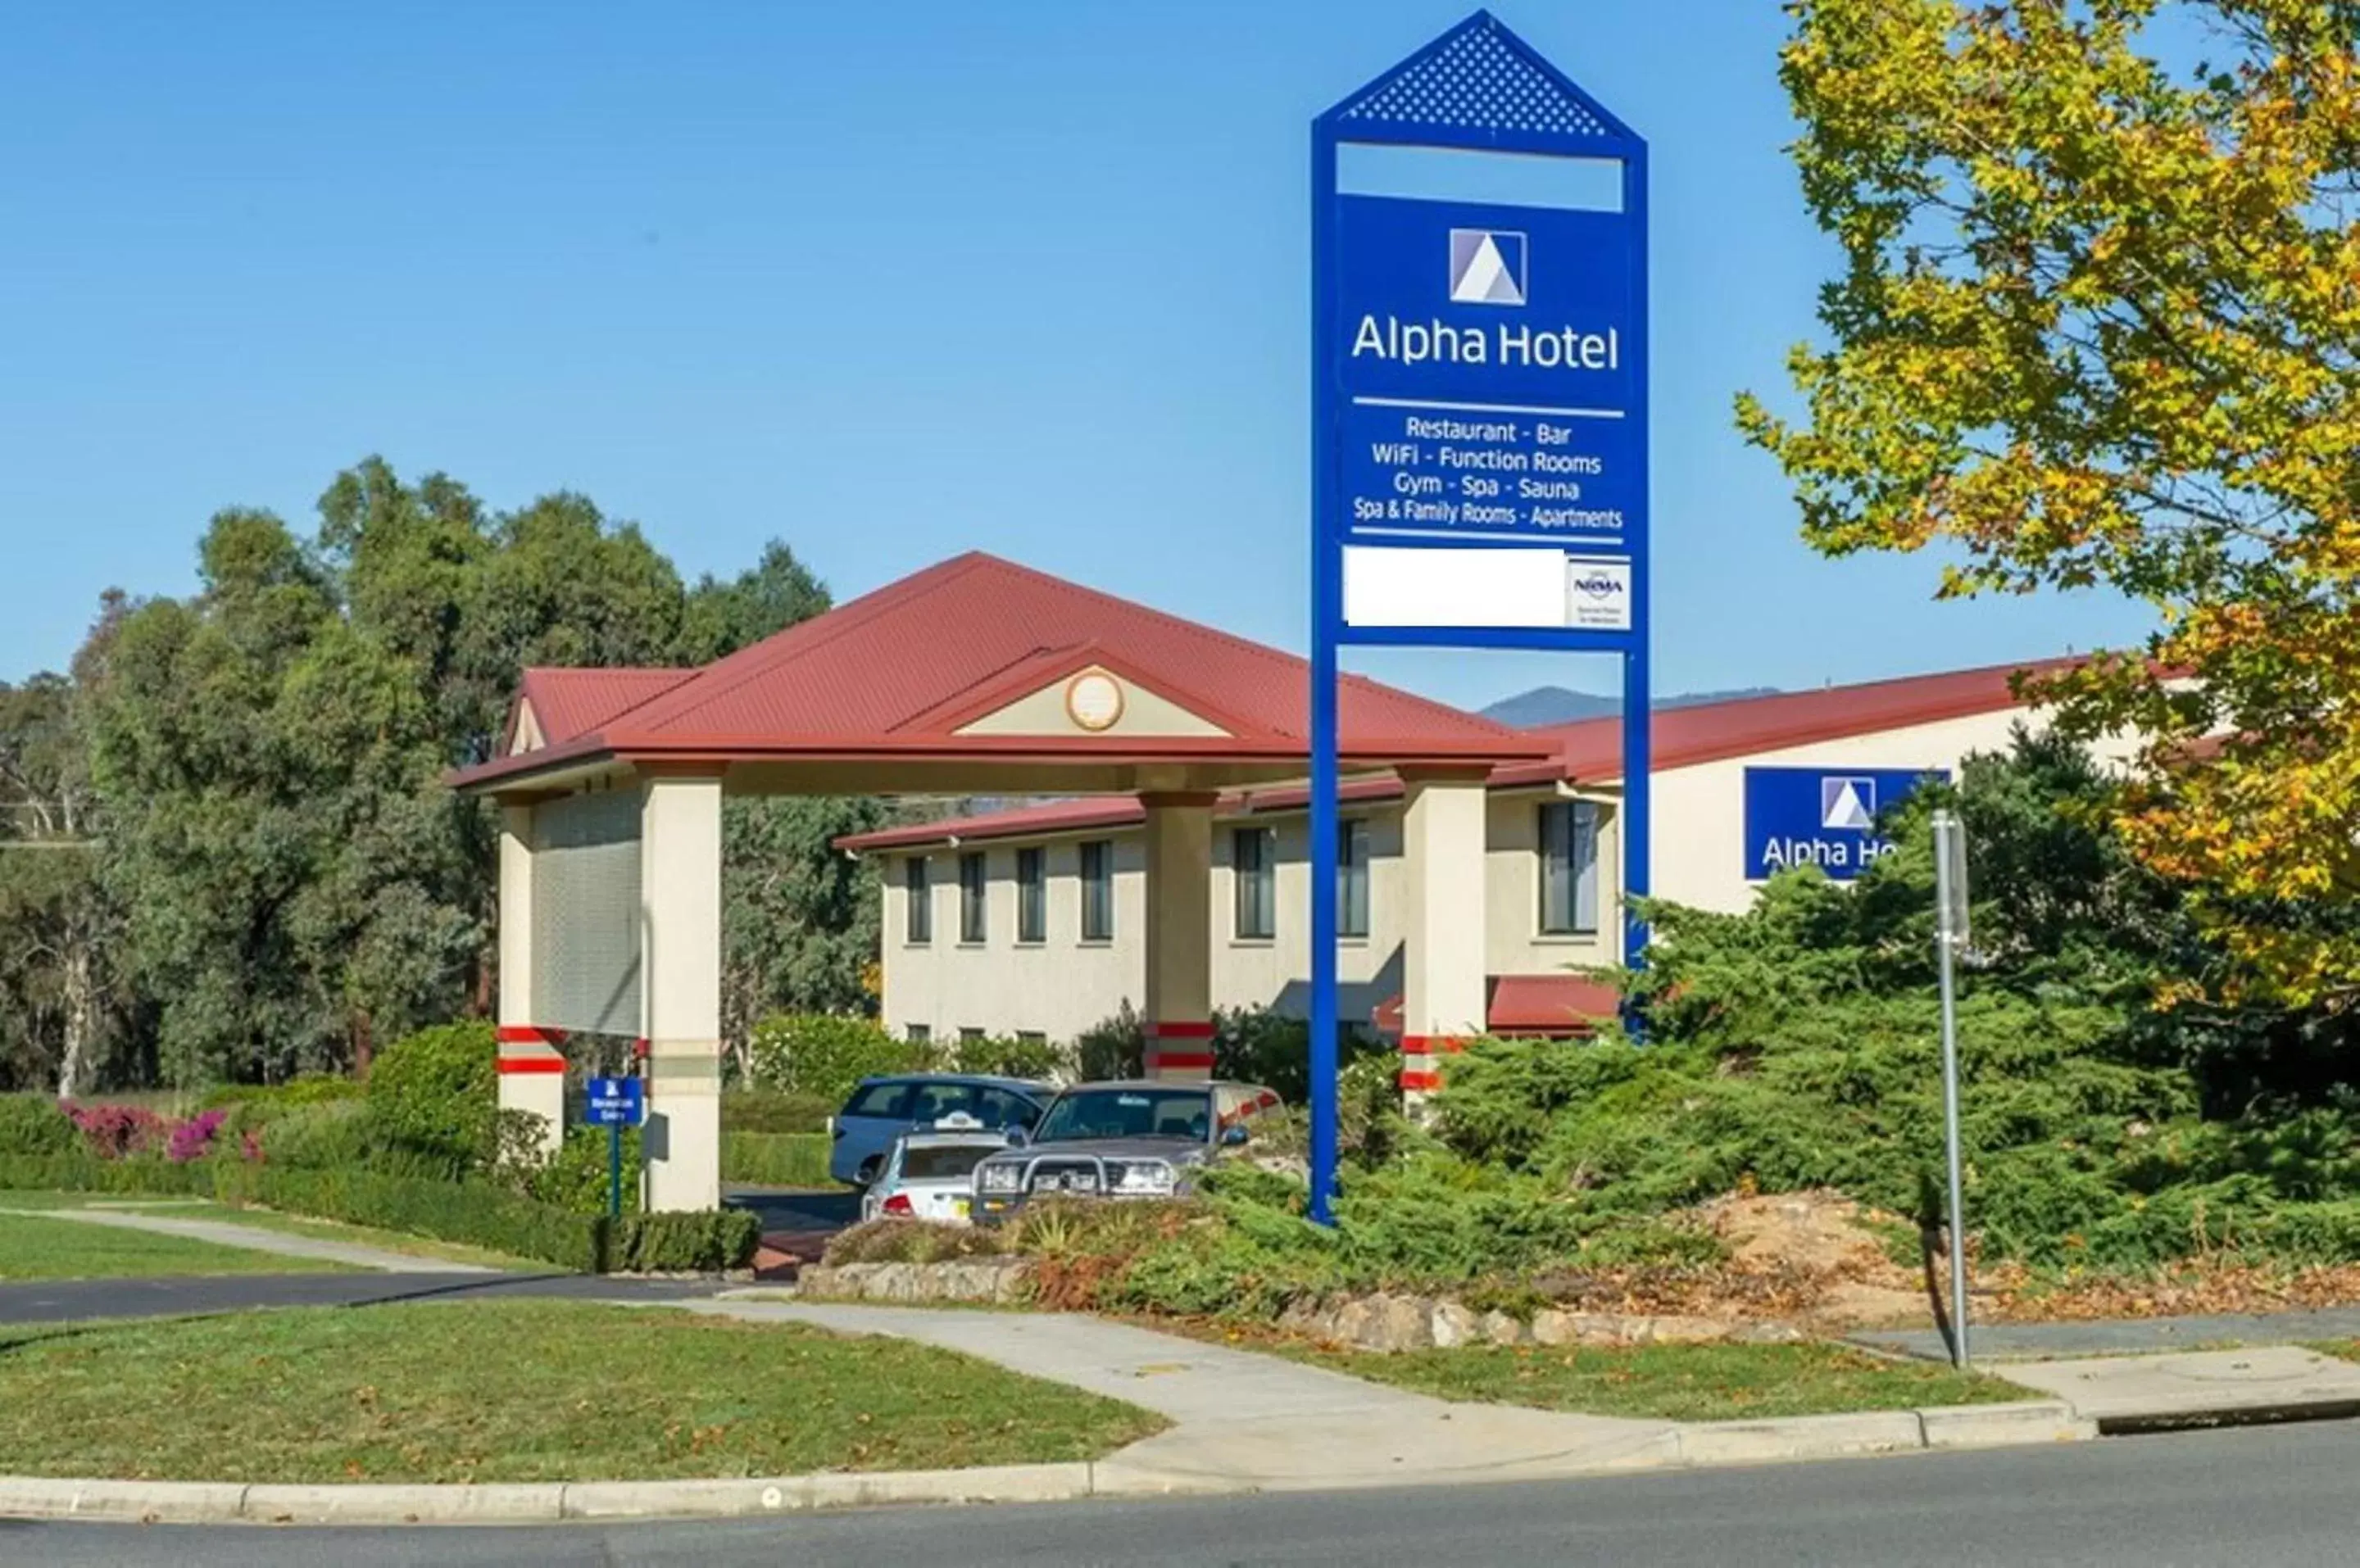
[
  {"x1": 1854, "y1": 1304, "x2": 2360, "y2": 1362},
  {"x1": 694, "y1": 1298, "x2": 2040, "y2": 1492},
  {"x1": 0, "y1": 1203, "x2": 495, "y2": 1274},
  {"x1": 0, "y1": 1271, "x2": 720, "y2": 1326}
]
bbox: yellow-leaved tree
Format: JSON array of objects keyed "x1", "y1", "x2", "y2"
[{"x1": 1741, "y1": 0, "x2": 2360, "y2": 1003}]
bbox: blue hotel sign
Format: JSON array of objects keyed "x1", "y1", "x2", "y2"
[
  {"x1": 1307, "y1": 13, "x2": 1649, "y2": 1226},
  {"x1": 1337, "y1": 189, "x2": 1644, "y2": 549},
  {"x1": 1743, "y1": 767, "x2": 1949, "y2": 881}
]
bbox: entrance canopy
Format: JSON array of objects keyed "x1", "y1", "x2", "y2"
[
  {"x1": 451, "y1": 551, "x2": 1549, "y2": 1212},
  {"x1": 450, "y1": 551, "x2": 1550, "y2": 800}
]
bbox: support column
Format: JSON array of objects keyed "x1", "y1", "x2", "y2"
[
  {"x1": 640, "y1": 772, "x2": 724, "y2": 1212},
  {"x1": 1399, "y1": 769, "x2": 1489, "y2": 1102},
  {"x1": 495, "y1": 801, "x2": 565, "y2": 1155},
  {"x1": 1140, "y1": 791, "x2": 1216, "y2": 1081}
]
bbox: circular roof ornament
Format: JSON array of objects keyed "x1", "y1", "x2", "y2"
[{"x1": 1064, "y1": 671, "x2": 1125, "y2": 733}]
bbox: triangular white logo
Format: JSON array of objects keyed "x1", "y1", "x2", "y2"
[
  {"x1": 1821, "y1": 778, "x2": 1876, "y2": 831},
  {"x1": 1449, "y1": 229, "x2": 1527, "y2": 306}
]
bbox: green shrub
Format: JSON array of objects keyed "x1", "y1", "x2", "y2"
[
  {"x1": 257, "y1": 1100, "x2": 397, "y2": 1171},
  {"x1": 938, "y1": 1033, "x2": 1069, "y2": 1083},
  {"x1": 598, "y1": 1208, "x2": 762, "y2": 1272},
  {"x1": 722, "y1": 1090, "x2": 835, "y2": 1134},
  {"x1": 1074, "y1": 1004, "x2": 1145, "y2": 1081},
  {"x1": 201, "y1": 1076, "x2": 363, "y2": 1113},
  {"x1": 0, "y1": 1094, "x2": 79, "y2": 1158},
  {"x1": 722, "y1": 1131, "x2": 833, "y2": 1187},
  {"x1": 529, "y1": 1125, "x2": 644, "y2": 1215},
  {"x1": 748, "y1": 1013, "x2": 925, "y2": 1103},
  {"x1": 824, "y1": 1217, "x2": 1013, "y2": 1266},
  {"x1": 368, "y1": 1022, "x2": 497, "y2": 1176}
]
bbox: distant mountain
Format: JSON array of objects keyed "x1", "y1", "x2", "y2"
[{"x1": 1480, "y1": 685, "x2": 1782, "y2": 729}]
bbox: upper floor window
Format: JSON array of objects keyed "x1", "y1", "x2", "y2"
[
  {"x1": 1079, "y1": 840, "x2": 1115, "y2": 942},
  {"x1": 1539, "y1": 800, "x2": 1600, "y2": 936},
  {"x1": 904, "y1": 857, "x2": 932, "y2": 944},
  {"x1": 1233, "y1": 827, "x2": 1277, "y2": 940},
  {"x1": 1016, "y1": 847, "x2": 1046, "y2": 944},
  {"x1": 959, "y1": 851, "x2": 987, "y2": 943},
  {"x1": 1338, "y1": 818, "x2": 1370, "y2": 939}
]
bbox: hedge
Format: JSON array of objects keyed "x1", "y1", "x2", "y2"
[
  {"x1": 722, "y1": 1131, "x2": 833, "y2": 1188},
  {"x1": 0, "y1": 1155, "x2": 760, "y2": 1274}
]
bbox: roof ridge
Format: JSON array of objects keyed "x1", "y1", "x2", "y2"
[
  {"x1": 1523, "y1": 655, "x2": 2079, "y2": 739},
  {"x1": 964, "y1": 555, "x2": 1523, "y2": 741},
  {"x1": 613, "y1": 553, "x2": 998, "y2": 736}
]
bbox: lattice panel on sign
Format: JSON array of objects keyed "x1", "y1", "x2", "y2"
[
  {"x1": 1337, "y1": 17, "x2": 1613, "y2": 141},
  {"x1": 532, "y1": 789, "x2": 642, "y2": 1038}
]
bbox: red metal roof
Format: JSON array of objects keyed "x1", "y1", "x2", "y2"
[
  {"x1": 1370, "y1": 974, "x2": 1622, "y2": 1038},
  {"x1": 456, "y1": 552, "x2": 1541, "y2": 791},
  {"x1": 839, "y1": 656, "x2": 2074, "y2": 853},
  {"x1": 1509, "y1": 656, "x2": 2082, "y2": 786},
  {"x1": 517, "y1": 668, "x2": 695, "y2": 746}
]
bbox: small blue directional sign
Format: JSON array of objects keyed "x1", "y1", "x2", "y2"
[
  {"x1": 585, "y1": 1076, "x2": 644, "y2": 1128},
  {"x1": 1743, "y1": 767, "x2": 1949, "y2": 881}
]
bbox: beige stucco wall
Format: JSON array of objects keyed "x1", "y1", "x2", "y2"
[
  {"x1": 869, "y1": 699, "x2": 2131, "y2": 1040},
  {"x1": 882, "y1": 836, "x2": 1148, "y2": 1044}
]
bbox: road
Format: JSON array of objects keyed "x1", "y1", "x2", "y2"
[{"x1": 13, "y1": 1421, "x2": 2360, "y2": 1566}]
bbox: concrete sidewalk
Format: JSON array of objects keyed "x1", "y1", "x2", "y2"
[
  {"x1": 1852, "y1": 1305, "x2": 2360, "y2": 1362},
  {"x1": 0, "y1": 1206, "x2": 497, "y2": 1276},
  {"x1": 690, "y1": 1298, "x2": 2076, "y2": 1494}
]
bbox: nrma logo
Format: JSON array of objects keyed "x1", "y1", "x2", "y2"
[
  {"x1": 1571, "y1": 573, "x2": 1621, "y2": 599},
  {"x1": 1448, "y1": 229, "x2": 1527, "y2": 306}
]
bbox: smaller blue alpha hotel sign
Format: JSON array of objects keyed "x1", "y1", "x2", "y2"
[{"x1": 1742, "y1": 767, "x2": 1950, "y2": 881}]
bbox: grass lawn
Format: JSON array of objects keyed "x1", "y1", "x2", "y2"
[
  {"x1": 0, "y1": 1300, "x2": 1163, "y2": 1482},
  {"x1": 133, "y1": 1201, "x2": 531, "y2": 1271},
  {"x1": 0, "y1": 1192, "x2": 530, "y2": 1271},
  {"x1": 0, "y1": 1211, "x2": 361, "y2": 1280},
  {"x1": 1273, "y1": 1340, "x2": 2023, "y2": 1422}
]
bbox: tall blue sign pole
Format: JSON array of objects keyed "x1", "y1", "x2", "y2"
[{"x1": 1309, "y1": 13, "x2": 1649, "y2": 1221}]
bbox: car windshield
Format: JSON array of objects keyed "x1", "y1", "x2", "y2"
[
  {"x1": 901, "y1": 1144, "x2": 996, "y2": 1181},
  {"x1": 1032, "y1": 1088, "x2": 1212, "y2": 1144}
]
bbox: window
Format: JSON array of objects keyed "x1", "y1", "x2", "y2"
[
  {"x1": 959, "y1": 851, "x2": 987, "y2": 942},
  {"x1": 1016, "y1": 846, "x2": 1046, "y2": 943},
  {"x1": 909, "y1": 1080, "x2": 974, "y2": 1125},
  {"x1": 1339, "y1": 818, "x2": 1370, "y2": 939},
  {"x1": 1017, "y1": 1030, "x2": 1047, "y2": 1047},
  {"x1": 1539, "y1": 800, "x2": 1600, "y2": 935},
  {"x1": 959, "y1": 1026, "x2": 985, "y2": 1044},
  {"x1": 843, "y1": 1081, "x2": 914, "y2": 1120},
  {"x1": 905, "y1": 1022, "x2": 931, "y2": 1045},
  {"x1": 902, "y1": 1144, "x2": 996, "y2": 1181},
  {"x1": 904, "y1": 858, "x2": 931, "y2": 944},
  {"x1": 975, "y1": 1085, "x2": 1042, "y2": 1130},
  {"x1": 1079, "y1": 840, "x2": 1114, "y2": 941},
  {"x1": 1233, "y1": 827, "x2": 1276, "y2": 940}
]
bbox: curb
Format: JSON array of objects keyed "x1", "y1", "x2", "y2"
[{"x1": 0, "y1": 1403, "x2": 2097, "y2": 1526}]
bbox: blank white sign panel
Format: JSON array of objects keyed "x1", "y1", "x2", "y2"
[{"x1": 1343, "y1": 545, "x2": 1572, "y2": 629}]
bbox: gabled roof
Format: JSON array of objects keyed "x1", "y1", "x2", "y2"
[
  {"x1": 838, "y1": 656, "x2": 2076, "y2": 853},
  {"x1": 515, "y1": 668, "x2": 695, "y2": 747},
  {"x1": 453, "y1": 552, "x2": 1545, "y2": 793}
]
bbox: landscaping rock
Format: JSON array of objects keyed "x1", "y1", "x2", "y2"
[
  {"x1": 792, "y1": 1258, "x2": 1031, "y2": 1305},
  {"x1": 1430, "y1": 1301, "x2": 1482, "y2": 1348},
  {"x1": 1480, "y1": 1310, "x2": 1530, "y2": 1348}
]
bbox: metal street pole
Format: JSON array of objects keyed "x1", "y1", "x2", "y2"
[{"x1": 1931, "y1": 809, "x2": 1971, "y2": 1369}]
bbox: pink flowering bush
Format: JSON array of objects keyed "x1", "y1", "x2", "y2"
[
  {"x1": 59, "y1": 1103, "x2": 252, "y2": 1163},
  {"x1": 166, "y1": 1109, "x2": 229, "y2": 1163},
  {"x1": 66, "y1": 1103, "x2": 169, "y2": 1160}
]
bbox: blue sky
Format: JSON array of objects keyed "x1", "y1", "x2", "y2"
[{"x1": 0, "y1": 1, "x2": 2150, "y2": 709}]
